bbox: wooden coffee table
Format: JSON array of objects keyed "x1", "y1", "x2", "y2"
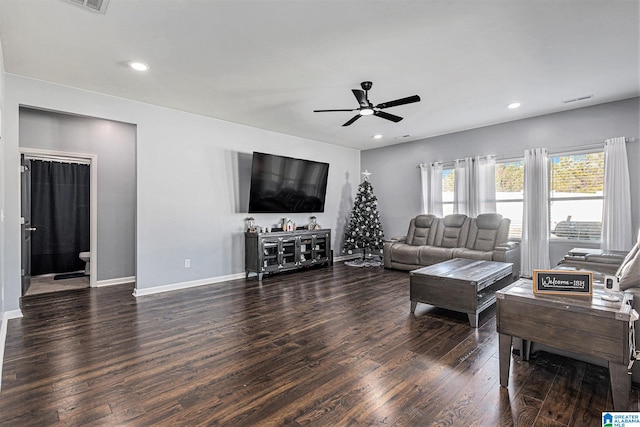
[{"x1": 410, "y1": 258, "x2": 513, "y2": 327}]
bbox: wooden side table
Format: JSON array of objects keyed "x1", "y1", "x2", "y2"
[{"x1": 496, "y1": 279, "x2": 635, "y2": 411}]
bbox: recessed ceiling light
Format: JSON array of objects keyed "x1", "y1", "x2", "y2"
[
  {"x1": 129, "y1": 62, "x2": 149, "y2": 71},
  {"x1": 373, "y1": 134, "x2": 383, "y2": 139},
  {"x1": 507, "y1": 102, "x2": 521, "y2": 109}
]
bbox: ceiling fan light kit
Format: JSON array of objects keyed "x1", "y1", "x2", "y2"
[{"x1": 314, "y1": 81, "x2": 421, "y2": 127}]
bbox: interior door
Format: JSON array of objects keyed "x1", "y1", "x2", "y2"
[{"x1": 20, "y1": 155, "x2": 33, "y2": 295}]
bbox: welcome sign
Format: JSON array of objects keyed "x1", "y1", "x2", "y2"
[{"x1": 533, "y1": 270, "x2": 593, "y2": 296}]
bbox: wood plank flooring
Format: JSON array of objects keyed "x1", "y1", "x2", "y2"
[
  {"x1": 26, "y1": 274, "x2": 89, "y2": 296},
  {"x1": 1, "y1": 263, "x2": 637, "y2": 426}
]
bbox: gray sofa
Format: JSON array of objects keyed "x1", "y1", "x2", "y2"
[
  {"x1": 384, "y1": 213, "x2": 520, "y2": 277},
  {"x1": 555, "y1": 248, "x2": 627, "y2": 281}
]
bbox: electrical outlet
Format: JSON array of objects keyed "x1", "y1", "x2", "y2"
[{"x1": 184, "y1": 259, "x2": 191, "y2": 268}]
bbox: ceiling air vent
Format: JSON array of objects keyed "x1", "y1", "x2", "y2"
[
  {"x1": 562, "y1": 95, "x2": 594, "y2": 104},
  {"x1": 63, "y1": 0, "x2": 110, "y2": 14}
]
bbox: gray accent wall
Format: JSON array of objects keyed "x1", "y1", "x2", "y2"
[
  {"x1": 19, "y1": 108, "x2": 136, "y2": 282},
  {"x1": 362, "y1": 97, "x2": 640, "y2": 267}
]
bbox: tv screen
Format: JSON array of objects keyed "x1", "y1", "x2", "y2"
[{"x1": 248, "y1": 152, "x2": 329, "y2": 213}]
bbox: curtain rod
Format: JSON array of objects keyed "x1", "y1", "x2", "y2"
[
  {"x1": 417, "y1": 136, "x2": 637, "y2": 168},
  {"x1": 24, "y1": 154, "x2": 91, "y2": 165}
]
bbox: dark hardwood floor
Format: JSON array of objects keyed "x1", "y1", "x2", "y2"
[{"x1": 1, "y1": 263, "x2": 637, "y2": 426}]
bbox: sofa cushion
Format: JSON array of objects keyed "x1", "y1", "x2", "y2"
[
  {"x1": 443, "y1": 214, "x2": 467, "y2": 227},
  {"x1": 465, "y1": 213, "x2": 508, "y2": 251},
  {"x1": 618, "y1": 230, "x2": 640, "y2": 290},
  {"x1": 419, "y1": 246, "x2": 455, "y2": 265},
  {"x1": 435, "y1": 214, "x2": 470, "y2": 248},
  {"x1": 390, "y1": 243, "x2": 421, "y2": 265},
  {"x1": 474, "y1": 229, "x2": 498, "y2": 251},
  {"x1": 452, "y1": 248, "x2": 494, "y2": 261},
  {"x1": 618, "y1": 249, "x2": 640, "y2": 290},
  {"x1": 406, "y1": 214, "x2": 438, "y2": 246},
  {"x1": 415, "y1": 214, "x2": 437, "y2": 229},
  {"x1": 410, "y1": 227, "x2": 431, "y2": 246}
]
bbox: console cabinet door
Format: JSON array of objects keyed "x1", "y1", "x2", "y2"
[
  {"x1": 298, "y1": 234, "x2": 314, "y2": 266},
  {"x1": 260, "y1": 238, "x2": 280, "y2": 273},
  {"x1": 312, "y1": 232, "x2": 331, "y2": 263},
  {"x1": 279, "y1": 237, "x2": 298, "y2": 269}
]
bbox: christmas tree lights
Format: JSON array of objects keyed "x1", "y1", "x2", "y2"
[{"x1": 342, "y1": 170, "x2": 385, "y2": 264}]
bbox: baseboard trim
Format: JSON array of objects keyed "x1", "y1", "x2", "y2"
[
  {"x1": 96, "y1": 276, "x2": 136, "y2": 287},
  {"x1": 130, "y1": 257, "x2": 376, "y2": 297},
  {"x1": 0, "y1": 309, "x2": 24, "y2": 391},
  {"x1": 4, "y1": 310, "x2": 23, "y2": 320},
  {"x1": 0, "y1": 316, "x2": 5, "y2": 392},
  {"x1": 333, "y1": 254, "x2": 363, "y2": 262},
  {"x1": 133, "y1": 273, "x2": 246, "y2": 297}
]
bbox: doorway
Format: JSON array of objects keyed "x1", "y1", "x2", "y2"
[
  {"x1": 18, "y1": 106, "x2": 137, "y2": 297},
  {"x1": 20, "y1": 149, "x2": 98, "y2": 296}
]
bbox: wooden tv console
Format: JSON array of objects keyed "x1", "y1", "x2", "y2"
[{"x1": 245, "y1": 229, "x2": 332, "y2": 280}]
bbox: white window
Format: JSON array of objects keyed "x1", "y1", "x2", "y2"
[
  {"x1": 549, "y1": 151, "x2": 604, "y2": 241},
  {"x1": 495, "y1": 160, "x2": 524, "y2": 239},
  {"x1": 442, "y1": 167, "x2": 455, "y2": 216}
]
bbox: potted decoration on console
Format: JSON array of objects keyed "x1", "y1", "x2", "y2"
[
  {"x1": 343, "y1": 170, "x2": 385, "y2": 267},
  {"x1": 282, "y1": 218, "x2": 295, "y2": 231},
  {"x1": 309, "y1": 216, "x2": 321, "y2": 230}
]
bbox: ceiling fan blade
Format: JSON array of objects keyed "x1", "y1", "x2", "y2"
[
  {"x1": 352, "y1": 89, "x2": 368, "y2": 107},
  {"x1": 374, "y1": 110, "x2": 403, "y2": 122},
  {"x1": 313, "y1": 109, "x2": 357, "y2": 112},
  {"x1": 375, "y1": 95, "x2": 421, "y2": 109},
  {"x1": 342, "y1": 115, "x2": 362, "y2": 126}
]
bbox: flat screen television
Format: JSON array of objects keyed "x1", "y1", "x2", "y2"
[{"x1": 248, "y1": 152, "x2": 329, "y2": 213}]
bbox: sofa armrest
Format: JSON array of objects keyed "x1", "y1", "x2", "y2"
[
  {"x1": 495, "y1": 241, "x2": 519, "y2": 251},
  {"x1": 385, "y1": 236, "x2": 407, "y2": 244},
  {"x1": 493, "y1": 241, "x2": 520, "y2": 278},
  {"x1": 584, "y1": 253, "x2": 626, "y2": 265}
]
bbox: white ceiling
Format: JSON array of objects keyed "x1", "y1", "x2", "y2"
[{"x1": 0, "y1": 0, "x2": 638, "y2": 150}]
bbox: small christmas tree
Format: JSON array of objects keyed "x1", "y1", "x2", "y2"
[{"x1": 343, "y1": 170, "x2": 385, "y2": 264}]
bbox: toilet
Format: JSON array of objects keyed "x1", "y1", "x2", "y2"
[{"x1": 79, "y1": 251, "x2": 91, "y2": 275}]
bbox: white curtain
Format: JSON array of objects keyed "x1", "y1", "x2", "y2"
[
  {"x1": 522, "y1": 148, "x2": 550, "y2": 277},
  {"x1": 454, "y1": 158, "x2": 470, "y2": 215},
  {"x1": 453, "y1": 156, "x2": 496, "y2": 216},
  {"x1": 602, "y1": 137, "x2": 633, "y2": 251},
  {"x1": 419, "y1": 162, "x2": 443, "y2": 216},
  {"x1": 475, "y1": 155, "x2": 497, "y2": 216}
]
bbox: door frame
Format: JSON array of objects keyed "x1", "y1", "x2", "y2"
[{"x1": 19, "y1": 147, "x2": 98, "y2": 289}]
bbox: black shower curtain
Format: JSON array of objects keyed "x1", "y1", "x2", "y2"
[{"x1": 31, "y1": 160, "x2": 90, "y2": 276}]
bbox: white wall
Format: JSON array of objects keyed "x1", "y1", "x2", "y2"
[
  {"x1": 362, "y1": 97, "x2": 640, "y2": 267},
  {"x1": 0, "y1": 37, "x2": 7, "y2": 390},
  {"x1": 2, "y1": 74, "x2": 360, "y2": 310},
  {"x1": 0, "y1": 39, "x2": 6, "y2": 317}
]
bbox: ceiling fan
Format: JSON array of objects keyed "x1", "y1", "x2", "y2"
[{"x1": 313, "y1": 81, "x2": 421, "y2": 126}]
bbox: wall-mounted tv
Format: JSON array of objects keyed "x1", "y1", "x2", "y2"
[{"x1": 248, "y1": 152, "x2": 329, "y2": 213}]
